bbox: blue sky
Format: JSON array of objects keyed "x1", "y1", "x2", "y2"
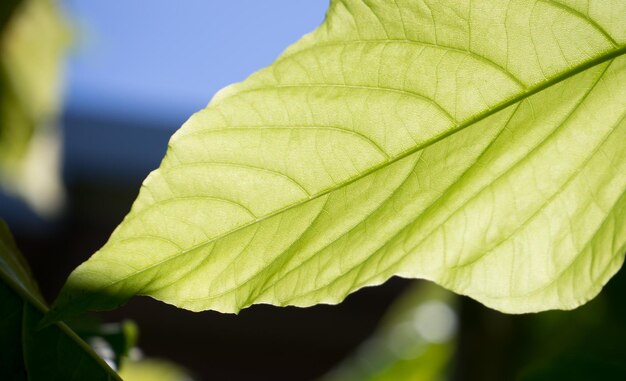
[{"x1": 60, "y1": 1, "x2": 328, "y2": 126}]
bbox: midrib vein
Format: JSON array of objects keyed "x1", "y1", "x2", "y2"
[{"x1": 95, "y1": 44, "x2": 626, "y2": 293}]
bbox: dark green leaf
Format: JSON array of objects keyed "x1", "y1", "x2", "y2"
[{"x1": 0, "y1": 220, "x2": 122, "y2": 380}]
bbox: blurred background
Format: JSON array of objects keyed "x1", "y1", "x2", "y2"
[{"x1": 1, "y1": 1, "x2": 625, "y2": 380}]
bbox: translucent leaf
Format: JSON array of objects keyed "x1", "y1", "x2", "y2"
[{"x1": 49, "y1": 0, "x2": 626, "y2": 321}]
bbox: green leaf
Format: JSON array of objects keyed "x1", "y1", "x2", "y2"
[
  {"x1": 0, "y1": 220, "x2": 122, "y2": 380},
  {"x1": 49, "y1": 0, "x2": 626, "y2": 321}
]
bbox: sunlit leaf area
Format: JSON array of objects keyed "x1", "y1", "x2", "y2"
[{"x1": 1, "y1": 1, "x2": 624, "y2": 380}]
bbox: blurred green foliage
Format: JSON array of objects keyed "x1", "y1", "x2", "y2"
[
  {"x1": 0, "y1": 0, "x2": 68, "y2": 214},
  {"x1": 119, "y1": 358, "x2": 195, "y2": 381},
  {"x1": 323, "y1": 282, "x2": 457, "y2": 381}
]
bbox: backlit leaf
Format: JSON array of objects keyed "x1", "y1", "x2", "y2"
[{"x1": 49, "y1": 0, "x2": 626, "y2": 321}]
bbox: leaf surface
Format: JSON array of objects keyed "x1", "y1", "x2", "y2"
[
  {"x1": 50, "y1": 0, "x2": 626, "y2": 319},
  {"x1": 0, "y1": 220, "x2": 121, "y2": 380}
]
